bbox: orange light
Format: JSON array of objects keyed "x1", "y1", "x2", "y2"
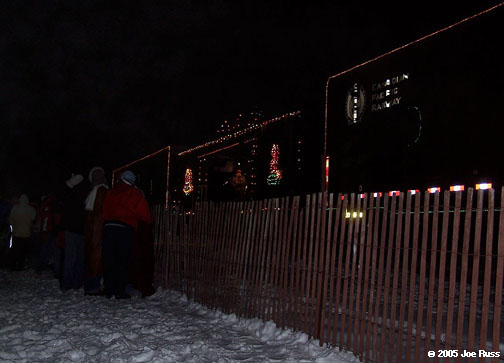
[
  {"x1": 427, "y1": 187, "x2": 441, "y2": 194},
  {"x1": 449, "y1": 185, "x2": 465, "y2": 192},
  {"x1": 325, "y1": 156, "x2": 329, "y2": 191},
  {"x1": 388, "y1": 191, "x2": 400, "y2": 196},
  {"x1": 476, "y1": 183, "x2": 492, "y2": 190}
]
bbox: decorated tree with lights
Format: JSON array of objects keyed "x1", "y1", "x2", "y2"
[
  {"x1": 183, "y1": 168, "x2": 194, "y2": 195},
  {"x1": 267, "y1": 144, "x2": 282, "y2": 186}
]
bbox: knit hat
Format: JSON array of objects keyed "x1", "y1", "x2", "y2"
[
  {"x1": 88, "y1": 166, "x2": 105, "y2": 183},
  {"x1": 66, "y1": 174, "x2": 84, "y2": 189},
  {"x1": 120, "y1": 170, "x2": 136, "y2": 186}
]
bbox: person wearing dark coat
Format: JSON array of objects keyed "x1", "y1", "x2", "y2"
[
  {"x1": 83, "y1": 167, "x2": 108, "y2": 295},
  {"x1": 101, "y1": 170, "x2": 153, "y2": 299},
  {"x1": 60, "y1": 174, "x2": 87, "y2": 291}
]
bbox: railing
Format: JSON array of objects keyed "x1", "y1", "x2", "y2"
[{"x1": 152, "y1": 188, "x2": 504, "y2": 362}]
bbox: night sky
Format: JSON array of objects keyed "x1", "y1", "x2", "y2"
[{"x1": 1, "y1": 1, "x2": 501, "y2": 197}]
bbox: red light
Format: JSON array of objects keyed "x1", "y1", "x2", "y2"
[
  {"x1": 388, "y1": 191, "x2": 400, "y2": 196},
  {"x1": 476, "y1": 183, "x2": 492, "y2": 190},
  {"x1": 408, "y1": 189, "x2": 420, "y2": 195},
  {"x1": 373, "y1": 192, "x2": 383, "y2": 198},
  {"x1": 449, "y1": 185, "x2": 465, "y2": 192},
  {"x1": 359, "y1": 193, "x2": 365, "y2": 199},
  {"x1": 427, "y1": 187, "x2": 441, "y2": 194},
  {"x1": 341, "y1": 195, "x2": 345, "y2": 200}
]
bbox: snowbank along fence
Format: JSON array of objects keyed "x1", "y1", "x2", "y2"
[{"x1": 152, "y1": 188, "x2": 504, "y2": 362}]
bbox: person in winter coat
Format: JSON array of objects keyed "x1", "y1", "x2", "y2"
[
  {"x1": 60, "y1": 174, "x2": 87, "y2": 291},
  {"x1": 9, "y1": 194, "x2": 36, "y2": 270},
  {"x1": 102, "y1": 170, "x2": 153, "y2": 299},
  {"x1": 35, "y1": 194, "x2": 56, "y2": 274},
  {"x1": 83, "y1": 166, "x2": 108, "y2": 295}
]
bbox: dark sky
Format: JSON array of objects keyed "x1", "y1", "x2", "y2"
[{"x1": 1, "y1": 1, "x2": 501, "y2": 196}]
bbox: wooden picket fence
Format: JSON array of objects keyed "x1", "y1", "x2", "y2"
[{"x1": 152, "y1": 189, "x2": 504, "y2": 362}]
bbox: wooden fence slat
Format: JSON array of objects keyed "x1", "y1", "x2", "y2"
[
  {"x1": 424, "y1": 192, "x2": 440, "y2": 356},
  {"x1": 246, "y1": 201, "x2": 261, "y2": 317},
  {"x1": 433, "y1": 191, "x2": 450, "y2": 363},
  {"x1": 319, "y1": 193, "x2": 335, "y2": 346},
  {"x1": 257, "y1": 199, "x2": 274, "y2": 319},
  {"x1": 266, "y1": 198, "x2": 282, "y2": 322},
  {"x1": 372, "y1": 195, "x2": 389, "y2": 362},
  {"x1": 275, "y1": 197, "x2": 290, "y2": 324},
  {"x1": 260, "y1": 198, "x2": 277, "y2": 321},
  {"x1": 467, "y1": 190, "x2": 483, "y2": 354},
  {"x1": 445, "y1": 191, "x2": 463, "y2": 351},
  {"x1": 479, "y1": 189, "x2": 494, "y2": 358},
  {"x1": 347, "y1": 195, "x2": 362, "y2": 353},
  {"x1": 353, "y1": 194, "x2": 368, "y2": 357},
  {"x1": 396, "y1": 192, "x2": 412, "y2": 362},
  {"x1": 364, "y1": 195, "x2": 381, "y2": 362},
  {"x1": 388, "y1": 193, "x2": 405, "y2": 360},
  {"x1": 359, "y1": 195, "x2": 375, "y2": 360},
  {"x1": 287, "y1": 196, "x2": 301, "y2": 330},
  {"x1": 414, "y1": 192, "x2": 431, "y2": 362},
  {"x1": 311, "y1": 193, "x2": 325, "y2": 338},
  {"x1": 279, "y1": 197, "x2": 299, "y2": 329},
  {"x1": 380, "y1": 194, "x2": 397, "y2": 362},
  {"x1": 491, "y1": 188, "x2": 504, "y2": 362},
  {"x1": 455, "y1": 188, "x2": 474, "y2": 359},
  {"x1": 341, "y1": 194, "x2": 356, "y2": 349},
  {"x1": 405, "y1": 193, "x2": 421, "y2": 363},
  {"x1": 303, "y1": 194, "x2": 317, "y2": 334},
  {"x1": 294, "y1": 207, "x2": 305, "y2": 332}
]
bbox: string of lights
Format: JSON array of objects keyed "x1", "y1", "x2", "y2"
[{"x1": 178, "y1": 111, "x2": 301, "y2": 156}]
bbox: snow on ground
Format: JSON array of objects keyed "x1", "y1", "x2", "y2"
[{"x1": 0, "y1": 269, "x2": 358, "y2": 362}]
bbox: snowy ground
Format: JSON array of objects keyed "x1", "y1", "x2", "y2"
[{"x1": 0, "y1": 269, "x2": 358, "y2": 362}]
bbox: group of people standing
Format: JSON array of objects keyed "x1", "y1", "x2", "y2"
[{"x1": 0, "y1": 168, "x2": 154, "y2": 299}]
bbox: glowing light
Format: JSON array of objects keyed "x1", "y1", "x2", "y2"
[
  {"x1": 359, "y1": 193, "x2": 365, "y2": 199},
  {"x1": 325, "y1": 156, "x2": 329, "y2": 191},
  {"x1": 388, "y1": 191, "x2": 400, "y2": 196},
  {"x1": 341, "y1": 195, "x2": 345, "y2": 200},
  {"x1": 476, "y1": 183, "x2": 492, "y2": 190},
  {"x1": 427, "y1": 187, "x2": 441, "y2": 194},
  {"x1": 373, "y1": 192, "x2": 383, "y2": 198},
  {"x1": 408, "y1": 189, "x2": 420, "y2": 195},
  {"x1": 267, "y1": 144, "x2": 282, "y2": 186},
  {"x1": 183, "y1": 168, "x2": 194, "y2": 195},
  {"x1": 450, "y1": 185, "x2": 465, "y2": 192}
]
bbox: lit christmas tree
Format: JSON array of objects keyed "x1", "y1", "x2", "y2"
[
  {"x1": 183, "y1": 168, "x2": 194, "y2": 195},
  {"x1": 267, "y1": 144, "x2": 282, "y2": 186}
]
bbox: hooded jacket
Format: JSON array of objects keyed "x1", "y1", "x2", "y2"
[
  {"x1": 9, "y1": 195, "x2": 37, "y2": 238},
  {"x1": 102, "y1": 182, "x2": 153, "y2": 230}
]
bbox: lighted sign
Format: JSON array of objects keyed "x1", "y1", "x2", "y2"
[
  {"x1": 371, "y1": 73, "x2": 409, "y2": 112},
  {"x1": 345, "y1": 83, "x2": 366, "y2": 124}
]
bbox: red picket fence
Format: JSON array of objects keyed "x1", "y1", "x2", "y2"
[{"x1": 152, "y1": 189, "x2": 504, "y2": 362}]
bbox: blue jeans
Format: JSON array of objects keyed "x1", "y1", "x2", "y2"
[
  {"x1": 102, "y1": 225, "x2": 134, "y2": 297},
  {"x1": 62, "y1": 231, "x2": 84, "y2": 290}
]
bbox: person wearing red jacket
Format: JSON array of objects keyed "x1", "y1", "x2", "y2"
[{"x1": 101, "y1": 170, "x2": 153, "y2": 299}]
